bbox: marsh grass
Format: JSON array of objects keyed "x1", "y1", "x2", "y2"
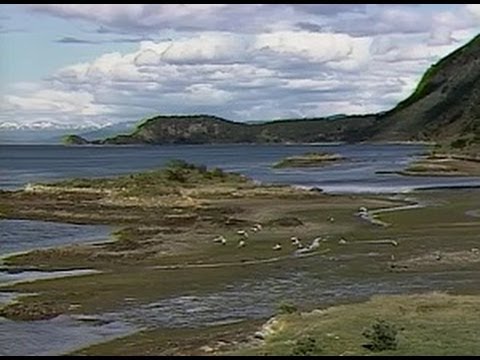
[{"x1": 238, "y1": 293, "x2": 480, "y2": 356}]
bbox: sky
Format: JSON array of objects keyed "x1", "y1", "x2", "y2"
[{"x1": 1, "y1": 4, "x2": 480, "y2": 128}]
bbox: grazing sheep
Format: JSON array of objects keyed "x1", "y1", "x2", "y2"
[
  {"x1": 273, "y1": 244, "x2": 282, "y2": 251},
  {"x1": 221, "y1": 238, "x2": 227, "y2": 245},
  {"x1": 471, "y1": 248, "x2": 479, "y2": 254},
  {"x1": 238, "y1": 240, "x2": 246, "y2": 248},
  {"x1": 250, "y1": 227, "x2": 259, "y2": 233},
  {"x1": 338, "y1": 238, "x2": 347, "y2": 245},
  {"x1": 359, "y1": 207, "x2": 368, "y2": 213},
  {"x1": 328, "y1": 217, "x2": 335, "y2": 223}
]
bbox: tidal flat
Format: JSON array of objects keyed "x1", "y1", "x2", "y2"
[{"x1": 1, "y1": 161, "x2": 479, "y2": 355}]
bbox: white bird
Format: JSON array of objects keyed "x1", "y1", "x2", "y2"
[
  {"x1": 237, "y1": 230, "x2": 249, "y2": 238},
  {"x1": 238, "y1": 240, "x2": 246, "y2": 248},
  {"x1": 309, "y1": 238, "x2": 321, "y2": 250},
  {"x1": 273, "y1": 244, "x2": 282, "y2": 251},
  {"x1": 295, "y1": 247, "x2": 309, "y2": 255},
  {"x1": 291, "y1": 236, "x2": 301, "y2": 246},
  {"x1": 213, "y1": 236, "x2": 226, "y2": 243},
  {"x1": 328, "y1": 217, "x2": 335, "y2": 223}
]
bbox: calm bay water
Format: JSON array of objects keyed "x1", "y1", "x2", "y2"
[{"x1": 2, "y1": 144, "x2": 480, "y2": 194}]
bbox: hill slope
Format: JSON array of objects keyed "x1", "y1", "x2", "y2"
[
  {"x1": 373, "y1": 35, "x2": 480, "y2": 151},
  {"x1": 94, "y1": 114, "x2": 378, "y2": 145}
]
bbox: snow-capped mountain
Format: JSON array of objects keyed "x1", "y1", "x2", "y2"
[
  {"x1": 0, "y1": 120, "x2": 138, "y2": 144},
  {"x1": 0, "y1": 120, "x2": 108, "y2": 131}
]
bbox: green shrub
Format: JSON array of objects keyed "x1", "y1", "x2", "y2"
[
  {"x1": 197, "y1": 164, "x2": 208, "y2": 173},
  {"x1": 166, "y1": 159, "x2": 197, "y2": 170},
  {"x1": 165, "y1": 168, "x2": 186, "y2": 183},
  {"x1": 362, "y1": 319, "x2": 399, "y2": 352},
  {"x1": 450, "y1": 138, "x2": 469, "y2": 149},
  {"x1": 291, "y1": 336, "x2": 322, "y2": 356},
  {"x1": 211, "y1": 167, "x2": 226, "y2": 178},
  {"x1": 277, "y1": 301, "x2": 298, "y2": 315}
]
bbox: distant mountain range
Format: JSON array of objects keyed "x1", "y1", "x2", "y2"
[
  {"x1": 0, "y1": 120, "x2": 102, "y2": 131},
  {"x1": 1, "y1": 121, "x2": 138, "y2": 144}
]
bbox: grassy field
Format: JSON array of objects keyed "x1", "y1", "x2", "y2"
[{"x1": 233, "y1": 292, "x2": 480, "y2": 356}]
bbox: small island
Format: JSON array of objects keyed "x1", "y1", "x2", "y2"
[
  {"x1": 273, "y1": 152, "x2": 344, "y2": 169},
  {"x1": 62, "y1": 134, "x2": 89, "y2": 145},
  {"x1": 397, "y1": 153, "x2": 480, "y2": 177}
]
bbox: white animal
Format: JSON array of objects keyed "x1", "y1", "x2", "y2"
[
  {"x1": 359, "y1": 207, "x2": 368, "y2": 213},
  {"x1": 213, "y1": 236, "x2": 226, "y2": 243},
  {"x1": 250, "y1": 227, "x2": 259, "y2": 233},
  {"x1": 309, "y1": 238, "x2": 321, "y2": 250},
  {"x1": 471, "y1": 248, "x2": 479, "y2": 254},
  {"x1": 237, "y1": 230, "x2": 249, "y2": 238},
  {"x1": 273, "y1": 244, "x2": 282, "y2": 251},
  {"x1": 328, "y1": 217, "x2": 335, "y2": 223},
  {"x1": 291, "y1": 236, "x2": 301, "y2": 246},
  {"x1": 238, "y1": 240, "x2": 246, "y2": 248},
  {"x1": 295, "y1": 247, "x2": 309, "y2": 255},
  {"x1": 339, "y1": 238, "x2": 347, "y2": 245},
  {"x1": 254, "y1": 224, "x2": 263, "y2": 230},
  {"x1": 221, "y1": 238, "x2": 227, "y2": 245}
]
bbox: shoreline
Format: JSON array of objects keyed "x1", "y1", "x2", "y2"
[
  {"x1": 1, "y1": 163, "x2": 480, "y2": 355},
  {"x1": 1, "y1": 141, "x2": 431, "y2": 147}
]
